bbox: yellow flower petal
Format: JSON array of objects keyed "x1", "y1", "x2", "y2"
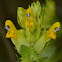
[{"x1": 46, "y1": 22, "x2": 60, "y2": 40}]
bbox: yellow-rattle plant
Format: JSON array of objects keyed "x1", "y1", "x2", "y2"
[{"x1": 4, "y1": 0, "x2": 61, "y2": 62}]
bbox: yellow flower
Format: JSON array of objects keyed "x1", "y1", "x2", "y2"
[
  {"x1": 46, "y1": 22, "x2": 60, "y2": 40},
  {"x1": 25, "y1": 8, "x2": 34, "y2": 27},
  {"x1": 5, "y1": 20, "x2": 17, "y2": 39}
]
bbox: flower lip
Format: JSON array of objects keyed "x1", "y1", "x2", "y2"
[
  {"x1": 54, "y1": 27, "x2": 60, "y2": 32},
  {"x1": 4, "y1": 25, "x2": 10, "y2": 31}
]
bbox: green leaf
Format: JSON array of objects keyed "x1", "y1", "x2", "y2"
[
  {"x1": 33, "y1": 29, "x2": 51, "y2": 53},
  {"x1": 39, "y1": 57, "x2": 48, "y2": 62},
  {"x1": 20, "y1": 45, "x2": 41, "y2": 62},
  {"x1": 20, "y1": 45, "x2": 32, "y2": 62}
]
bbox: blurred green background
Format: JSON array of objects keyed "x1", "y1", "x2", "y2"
[{"x1": 0, "y1": 0, "x2": 62, "y2": 62}]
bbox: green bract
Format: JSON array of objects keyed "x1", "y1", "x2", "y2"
[{"x1": 17, "y1": 7, "x2": 26, "y2": 29}]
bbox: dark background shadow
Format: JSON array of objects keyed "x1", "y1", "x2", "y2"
[{"x1": 0, "y1": 0, "x2": 62, "y2": 62}]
